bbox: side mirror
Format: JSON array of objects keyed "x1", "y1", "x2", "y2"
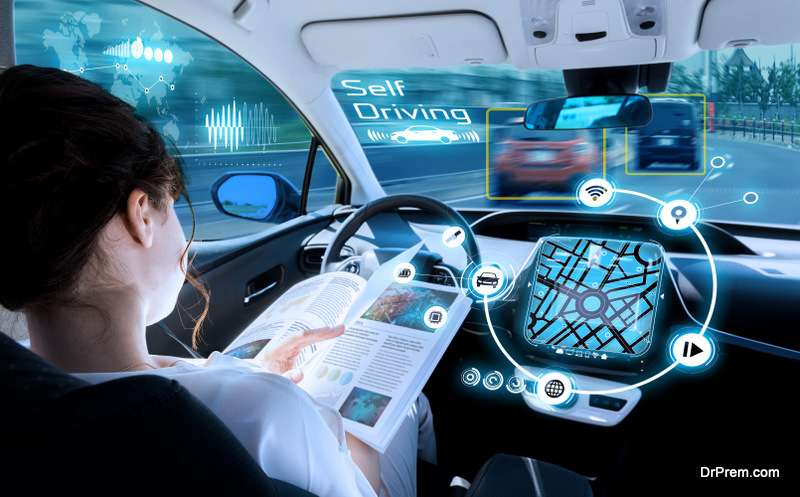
[
  {"x1": 210, "y1": 172, "x2": 301, "y2": 224},
  {"x1": 524, "y1": 95, "x2": 651, "y2": 130}
]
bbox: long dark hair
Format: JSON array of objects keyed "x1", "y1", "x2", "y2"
[{"x1": 0, "y1": 64, "x2": 208, "y2": 347}]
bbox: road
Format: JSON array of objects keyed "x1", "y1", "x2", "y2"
[{"x1": 177, "y1": 134, "x2": 800, "y2": 239}]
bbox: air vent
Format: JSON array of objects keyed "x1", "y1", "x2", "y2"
[
  {"x1": 301, "y1": 247, "x2": 325, "y2": 272},
  {"x1": 582, "y1": 0, "x2": 596, "y2": 6},
  {"x1": 301, "y1": 246, "x2": 355, "y2": 273}
]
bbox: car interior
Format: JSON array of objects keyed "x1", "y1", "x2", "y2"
[{"x1": 2, "y1": 0, "x2": 799, "y2": 495}]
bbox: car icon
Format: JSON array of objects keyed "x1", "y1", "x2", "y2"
[
  {"x1": 476, "y1": 271, "x2": 499, "y2": 288},
  {"x1": 390, "y1": 125, "x2": 459, "y2": 144}
]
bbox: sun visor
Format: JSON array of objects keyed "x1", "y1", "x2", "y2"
[
  {"x1": 301, "y1": 13, "x2": 507, "y2": 69},
  {"x1": 698, "y1": 0, "x2": 800, "y2": 49}
]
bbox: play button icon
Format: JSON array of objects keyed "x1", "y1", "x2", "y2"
[
  {"x1": 683, "y1": 341, "x2": 704, "y2": 358},
  {"x1": 671, "y1": 332, "x2": 715, "y2": 369}
]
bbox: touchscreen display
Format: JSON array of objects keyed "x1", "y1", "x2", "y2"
[{"x1": 524, "y1": 237, "x2": 664, "y2": 359}]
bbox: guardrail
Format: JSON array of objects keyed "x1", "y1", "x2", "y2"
[{"x1": 711, "y1": 118, "x2": 800, "y2": 144}]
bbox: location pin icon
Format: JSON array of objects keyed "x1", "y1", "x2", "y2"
[{"x1": 671, "y1": 206, "x2": 686, "y2": 225}]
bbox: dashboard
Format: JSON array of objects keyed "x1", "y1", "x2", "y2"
[
  {"x1": 471, "y1": 210, "x2": 756, "y2": 255},
  {"x1": 309, "y1": 207, "x2": 800, "y2": 426}
]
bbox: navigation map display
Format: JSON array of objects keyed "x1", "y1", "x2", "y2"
[{"x1": 523, "y1": 237, "x2": 664, "y2": 362}]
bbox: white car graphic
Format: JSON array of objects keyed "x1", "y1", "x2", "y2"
[{"x1": 390, "y1": 125, "x2": 459, "y2": 144}]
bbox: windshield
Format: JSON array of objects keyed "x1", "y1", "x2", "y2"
[
  {"x1": 333, "y1": 47, "x2": 800, "y2": 228},
  {"x1": 14, "y1": 0, "x2": 332, "y2": 241}
]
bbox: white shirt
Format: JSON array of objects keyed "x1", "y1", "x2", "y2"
[{"x1": 75, "y1": 352, "x2": 376, "y2": 497}]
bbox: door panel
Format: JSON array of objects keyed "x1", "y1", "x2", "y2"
[{"x1": 147, "y1": 214, "x2": 336, "y2": 357}]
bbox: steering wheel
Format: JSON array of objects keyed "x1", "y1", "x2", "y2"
[{"x1": 320, "y1": 195, "x2": 481, "y2": 279}]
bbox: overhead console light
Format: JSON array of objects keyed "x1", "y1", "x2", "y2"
[
  {"x1": 623, "y1": 0, "x2": 665, "y2": 37},
  {"x1": 521, "y1": 0, "x2": 559, "y2": 47},
  {"x1": 523, "y1": 0, "x2": 666, "y2": 69}
]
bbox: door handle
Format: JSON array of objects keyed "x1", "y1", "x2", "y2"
[{"x1": 244, "y1": 281, "x2": 278, "y2": 304}]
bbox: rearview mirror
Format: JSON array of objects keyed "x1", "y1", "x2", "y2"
[
  {"x1": 524, "y1": 95, "x2": 651, "y2": 130},
  {"x1": 210, "y1": 172, "x2": 301, "y2": 223}
]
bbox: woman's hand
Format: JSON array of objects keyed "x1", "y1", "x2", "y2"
[{"x1": 260, "y1": 325, "x2": 345, "y2": 383}]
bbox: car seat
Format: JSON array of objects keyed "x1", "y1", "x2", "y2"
[
  {"x1": 0, "y1": 331, "x2": 315, "y2": 496},
  {"x1": 0, "y1": 330, "x2": 593, "y2": 496}
]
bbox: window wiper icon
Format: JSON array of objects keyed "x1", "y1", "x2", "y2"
[{"x1": 444, "y1": 229, "x2": 462, "y2": 244}]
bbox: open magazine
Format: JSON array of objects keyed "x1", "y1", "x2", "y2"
[{"x1": 222, "y1": 249, "x2": 472, "y2": 452}]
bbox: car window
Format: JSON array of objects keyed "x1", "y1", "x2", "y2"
[
  {"x1": 307, "y1": 146, "x2": 339, "y2": 212},
  {"x1": 644, "y1": 103, "x2": 697, "y2": 130},
  {"x1": 333, "y1": 48, "x2": 800, "y2": 228},
  {"x1": 14, "y1": 0, "x2": 338, "y2": 241},
  {"x1": 509, "y1": 128, "x2": 581, "y2": 141}
]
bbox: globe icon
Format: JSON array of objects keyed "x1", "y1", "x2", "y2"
[{"x1": 544, "y1": 379, "x2": 565, "y2": 398}]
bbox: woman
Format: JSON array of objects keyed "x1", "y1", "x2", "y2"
[{"x1": 0, "y1": 64, "x2": 434, "y2": 497}]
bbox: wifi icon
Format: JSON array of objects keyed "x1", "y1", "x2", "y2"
[
  {"x1": 577, "y1": 179, "x2": 614, "y2": 207},
  {"x1": 585, "y1": 185, "x2": 607, "y2": 201}
]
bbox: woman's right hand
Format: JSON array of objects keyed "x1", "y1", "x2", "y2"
[{"x1": 260, "y1": 325, "x2": 345, "y2": 383}]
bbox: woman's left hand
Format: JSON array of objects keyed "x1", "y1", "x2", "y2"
[{"x1": 260, "y1": 325, "x2": 345, "y2": 383}]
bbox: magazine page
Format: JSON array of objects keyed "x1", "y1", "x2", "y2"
[
  {"x1": 222, "y1": 271, "x2": 367, "y2": 366},
  {"x1": 297, "y1": 279, "x2": 472, "y2": 452}
]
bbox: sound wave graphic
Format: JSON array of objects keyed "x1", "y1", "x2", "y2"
[
  {"x1": 205, "y1": 99, "x2": 279, "y2": 151},
  {"x1": 457, "y1": 130, "x2": 481, "y2": 143},
  {"x1": 242, "y1": 102, "x2": 279, "y2": 149},
  {"x1": 367, "y1": 130, "x2": 390, "y2": 142}
]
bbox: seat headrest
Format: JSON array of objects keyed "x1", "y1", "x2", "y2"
[{"x1": 0, "y1": 332, "x2": 87, "y2": 430}]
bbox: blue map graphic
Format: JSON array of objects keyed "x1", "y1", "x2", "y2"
[{"x1": 525, "y1": 237, "x2": 663, "y2": 356}]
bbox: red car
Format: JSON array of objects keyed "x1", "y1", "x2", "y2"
[{"x1": 491, "y1": 124, "x2": 599, "y2": 198}]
